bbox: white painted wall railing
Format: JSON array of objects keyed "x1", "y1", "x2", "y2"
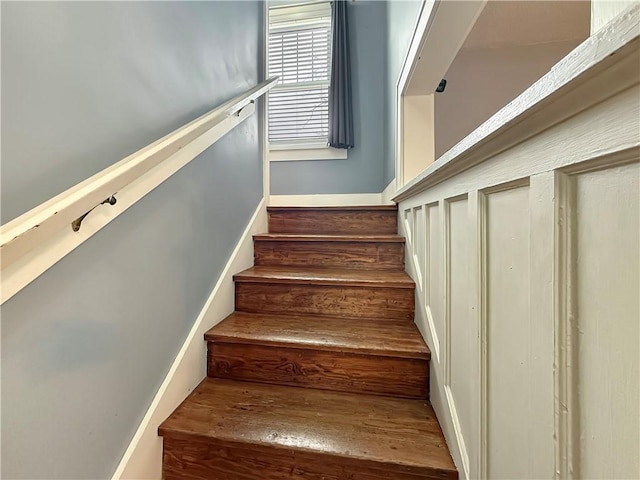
[
  {"x1": 0, "y1": 77, "x2": 278, "y2": 304},
  {"x1": 395, "y1": 7, "x2": 639, "y2": 480}
]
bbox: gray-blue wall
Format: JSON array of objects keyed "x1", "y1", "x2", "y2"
[
  {"x1": 384, "y1": 0, "x2": 422, "y2": 186},
  {"x1": 270, "y1": 0, "x2": 388, "y2": 195},
  {"x1": 1, "y1": 2, "x2": 263, "y2": 478},
  {"x1": 270, "y1": 0, "x2": 423, "y2": 195}
]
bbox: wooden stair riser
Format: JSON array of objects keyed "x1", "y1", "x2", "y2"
[
  {"x1": 254, "y1": 239, "x2": 405, "y2": 270},
  {"x1": 207, "y1": 342, "x2": 429, "y2": 398},
  {"x1": 268, "y1": 208, "x2": 398, "y2": 235},
  {"x1": 162, "y1": 435, "x2": 455, "y2": 480},
  {"x1": 235, "y1": 282, "x2": 415, "y2": 321}
]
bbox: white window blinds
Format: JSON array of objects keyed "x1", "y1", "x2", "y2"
[{"x1": 268, "y1": 2, "x2": 332, "y2": 146}]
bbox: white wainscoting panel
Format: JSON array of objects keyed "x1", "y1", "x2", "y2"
[
  {"x1": 445, "y1": 195, "x2": 474, "y2": 479},
  {"x1": 396, "y1": 46, "x2": 639, "y2": 478},
  {"x1": 413, "y1": 206, "x2": 425, "y2": 292},
  {"x1": 573, "y1": 163, "x2": 639, "y2": 479},
  {"x1": 427, "y1": 203, "x2": 443, "y2": 362},
  {"x1": 484, "y1": 183, "x2": 554, "y2": 480}
]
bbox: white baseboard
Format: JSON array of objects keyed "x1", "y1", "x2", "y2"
[
  {"x1": 269, "y1": 192, "x2": 382, "y2": 207},
  {"x1": 111, "y1": 198, "x2": 267, "y2": 480},
  {"x1": 269, "y1": 185, "x2": 397, "y2": 207},
  {"x1": 381, "y1": 179, "x2": 396, "y2": 205}
]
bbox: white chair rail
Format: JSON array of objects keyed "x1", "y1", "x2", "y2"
[{"x1": 0, "y1": 77, "x2": 278, "y2": 304}]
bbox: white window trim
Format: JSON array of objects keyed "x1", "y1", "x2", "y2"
[
  {"x1": 269, "y1": 145, "x2": 348, "y2": 161},
  {"x1": 267, "y1": 0, "x2": 342, "y2": 162}
]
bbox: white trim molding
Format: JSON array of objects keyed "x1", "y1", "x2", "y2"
[
  {"x1": 269, "y1": 146, "x2": 348, "y2": 162},
  {"x1": 269, "y1": 179, "x2": 397, "y2": 207},
  {"x1": 269, "y1": 192, "x2": 385, "y2": 207},
  {"x1": 111, "y1": 199, "x2": 268, "y2": 480},
  {"x1": 381, "y1": 179, "x2": 397, "y2": 205},
  {"x1": 262, "y1": 0, "x2": 272, "y2": 200}
]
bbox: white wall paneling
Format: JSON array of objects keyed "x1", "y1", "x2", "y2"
[
  {"x1": 428, "y1": 202, "x2": 443, "y2": 364},
  {"x1": 484, "y1": 182, "x2": 532, "y2": 479},
  {"x1": 412, "y1": 205, "x2": 425, "y2": 292},
  {"x1": 397, "y1": 10, "x2": 639, "y2": 478},
  {"x1": 400, "y1": 129, "x2": 639, "y2": 480},
  {"x1": 444, "y1": 194, "x2": 473, "y2": 479},
  {"x1": 566, "y1": 160, "x2": 639, "y2": 479}
]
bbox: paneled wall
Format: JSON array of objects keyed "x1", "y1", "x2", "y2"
[{"x1": 399, "y1": 81, "x2": 639, "y2": 479}]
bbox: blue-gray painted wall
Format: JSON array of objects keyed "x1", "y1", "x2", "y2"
[
  {"x1": 384, "y1": 0, "x2": 422, "y2": 186},
  {"x1": 270, "y1": 0, "x2": 388, "y2": 195},
  {"x1": 270, "y1": 0, "x2": 423, "y2": 195},
  {"x1": 1, "y1": 2, "x2": 263, "y2": 478}
]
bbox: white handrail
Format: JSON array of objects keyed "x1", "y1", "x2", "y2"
[{"x1": 0, "y1": 77, "x2": 278, "y2": 304}]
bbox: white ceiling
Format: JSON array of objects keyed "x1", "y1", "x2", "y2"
[{"x1": 462, "y1": 0, "x2": 591, "y2": 50}]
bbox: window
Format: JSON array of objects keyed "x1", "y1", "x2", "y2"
[{"x1": 268, "y1": 2, "x2": 332, "y2": 149}]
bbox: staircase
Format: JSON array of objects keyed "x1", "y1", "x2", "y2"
[{"x1": 159, "y1": 206, "x2": 458, "y2": 479}]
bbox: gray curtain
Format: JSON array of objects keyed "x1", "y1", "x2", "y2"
[{"x1": 328, "y1": 0, "x2": 353, "y2": 149}]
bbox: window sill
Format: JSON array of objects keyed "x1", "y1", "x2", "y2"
[{"x1": 269, "y1": 146, "x2": 348, "y2": 162}]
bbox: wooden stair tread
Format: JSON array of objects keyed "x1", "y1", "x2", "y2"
[
  {"x1": 267, "y1": 205, "x2": 398, "y2": 212},
  {"x1": 254, "y1": 233, "x2": 405, "y2": 242},
  {"x1": 234, "y1": 266, "x2": 415, "y2": 288},
  {"x1": 205, "y1": 312, "x2": 430, "y2": 359},
  {"x1": 159, "y1": 378, "x2": 456, "y2": 477}
]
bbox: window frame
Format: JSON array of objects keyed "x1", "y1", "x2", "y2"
[{"x1": 266, "y1": 1, "x2": 347, "y2": 162}]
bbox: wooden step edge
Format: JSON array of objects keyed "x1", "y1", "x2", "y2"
[
  {"x1": 254, "y1": 234, "x2": 405, "y2": 243},
  {"x1": 204, "y1": 331, "x2": 431, "y2": 360},
  {"x1": 267, "y1": 205, "x2": 398, "y2": 212},
  {"x1": 158, "y1": 428, "x2": 456, "y2": 479},
  {"x1": 232, "y1": 276, "x2": 415, "y2": 289},
  {"x1": 233, "y1": 269, "x2": 416, "y2": 289},
  {"x1": 216, "y1": 311, "x2": 419, "y2": 325}
]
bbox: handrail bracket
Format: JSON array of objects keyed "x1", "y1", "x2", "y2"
[{"x1": 71, "y1": 195, "x2": 117, "y2": 232}]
